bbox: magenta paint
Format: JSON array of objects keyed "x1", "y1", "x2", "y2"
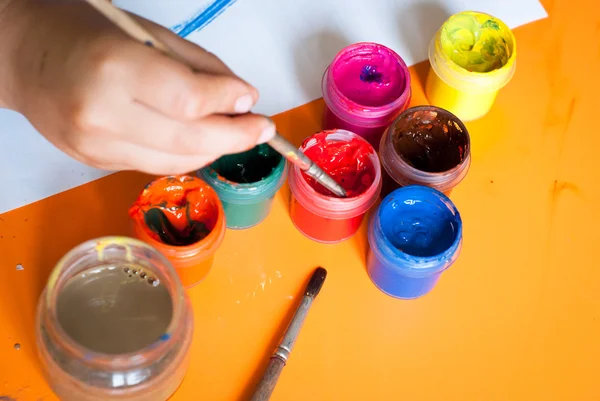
[{"x1": 322, "y1": 42, "x2": 411, "y2": 148}]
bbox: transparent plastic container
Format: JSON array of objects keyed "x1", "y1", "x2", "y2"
[
  {"x1": 35, "y1": 237, "x2": 193, "y2": 401},
  {"x1": 198, "y1": 144, "x2": 288, "y2": 229},
  {"x1": 288, "y1": 130, "x2": 382, "y2": 243},
  {"x1": 367, "y1": 186, "x2": 463, "y2": 299},
  {"x1": 130, "y1": 175, "x2": 226, "y2": 288},
  {"x1": 322, "y1": 42, "x2": 411, "y2": 148},
  {"x1": 425, "y1": 11, "x2": 517, "y2": 121},
  {"x1": 379, "y1": 105, "x2": 470, "y2": 198}
]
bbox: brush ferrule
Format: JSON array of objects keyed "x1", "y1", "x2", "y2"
[{"x1": 273, "y1": 345, "x2": 291, "y2": 363}]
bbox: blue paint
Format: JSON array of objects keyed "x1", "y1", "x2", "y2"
[
  {"x1": 159, "y1": 333, "x2": 171, "y2": 341},
  {"x1": 170, "y1": 0, "x2": 238, "y2": 38},
  {"x1": 360, "y1": 65, "x2": 383, "y2": 84},
  {"x1": 144, "y1": 40, "x2": 154, "y2": 47},
  {"x1": 367, "y1": 185, "x2": 462, "y2": 299}
]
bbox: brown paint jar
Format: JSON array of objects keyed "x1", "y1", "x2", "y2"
[{"x1": 379, "y1": 105, "x2": 470, "y2": 198}]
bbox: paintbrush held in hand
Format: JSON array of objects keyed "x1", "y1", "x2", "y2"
[{"x1": 82, "y1": 0, "x2": 347, "y2": 198}]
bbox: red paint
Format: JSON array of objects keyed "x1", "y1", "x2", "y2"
[
  {"x1": 289, "y1": 130, "x2": 382, "y2": 244},
  {"x1": 129, "y1": 175, "x2": 225, "y2": 288},
  {"x1": 301, "y1": 132, "x2": 375, "y2": 198},
  {"x1": 129, "y1": 175, "x2": 219, "y2": 244}
]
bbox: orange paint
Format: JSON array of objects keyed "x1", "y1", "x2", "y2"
[
  {"x1": 1, "y1": 2, "x2": 600, "y2": 400},
  {"x1": 129, "y1": 176, "x2": 225, "y2": 288}
]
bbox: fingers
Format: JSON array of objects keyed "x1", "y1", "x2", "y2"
[
  {"x1": 70, "y1": 136, "x2": 218, "y2": 175},
  {"x1": 130, "y1": 56, "x2": 257, "y2": 120},
  {"x1": 102, "y1": 102, "x2": 276, "y2": 156}
]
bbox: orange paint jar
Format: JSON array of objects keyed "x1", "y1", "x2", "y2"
[{"x1": 129, "y1": 176, "x2": 226, "y2": 288}]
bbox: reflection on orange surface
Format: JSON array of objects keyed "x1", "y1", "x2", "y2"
[{"x1": 1, "y1": 1, "x2": 600, "y2": 399}]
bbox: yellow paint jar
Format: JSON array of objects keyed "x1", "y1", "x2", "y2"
[{"x1": 425, "y1": 11, "x2": 516, "y2": 121}]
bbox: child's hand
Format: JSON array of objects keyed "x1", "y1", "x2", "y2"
[{"x1": 1, "y1": 0, "x2": 275, "y2": 174}]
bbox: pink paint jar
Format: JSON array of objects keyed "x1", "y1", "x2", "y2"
[
  {"x1": 288, "y1": 130, "x2": 382, "y2": 244},
  {"x1": 322, "y1": 42, "x2": 411, "y2": 149}
]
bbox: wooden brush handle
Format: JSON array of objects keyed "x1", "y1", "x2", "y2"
[{"x1": 249, "y1": 357, "x2": 286, "y2": 401}]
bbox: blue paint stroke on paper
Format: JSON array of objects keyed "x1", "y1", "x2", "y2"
[{"x1": 171, "y1": 0, "x2": 238, "y2": 38}]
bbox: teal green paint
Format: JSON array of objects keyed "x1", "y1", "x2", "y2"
[{"x1": 197, "y1": 144, "x2": 287, "y2": 229}]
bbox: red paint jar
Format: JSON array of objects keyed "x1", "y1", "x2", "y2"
[{"x1": 288, "y1": 130, "x2": 382, "y2": 243}]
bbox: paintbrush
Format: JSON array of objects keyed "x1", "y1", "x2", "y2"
[
  {"x1": 83, "y1": 0, "x2": 347, "y2": 198},
  {"x1": 249, "y1": 267, "x2": 327, "y2": 401}
]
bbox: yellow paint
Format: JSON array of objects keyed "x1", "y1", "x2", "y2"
[
  {"x1": 440, "y1": 13, "x2": 511, "y2": 73},
  {"x1": 426, "y1": 11, "x2": 516, "y2": 121},
  {"x1": 94, "y1": 236, "x2": 136, "y2": 262}
]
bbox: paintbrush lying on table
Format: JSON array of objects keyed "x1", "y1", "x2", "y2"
[
  {"x1": 83, "y1": 0, "x2": 347, "y2": 198},
  {"x1": 249, "y1": 267, "x2": 328, "y2": 401}
]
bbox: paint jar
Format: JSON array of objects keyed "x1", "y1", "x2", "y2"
[
  {"x1": 289, "y1": 129, "x2": 381, "y2": 243},
  {"x1": 35, "y1": 237, "x2": 194, "y2": 401},
  {"x1": 129, "y1": 175, "x2": 225, "y2": 288},
  {"x1": 367, "y1": 186, "x2": 462, "y2": 299},
  {"x1": 322, "y1": 42, "x2": 411, "y2": 148},
  {"x1": 197, "y1": 144, "x2": 287, "y2": 229},
  {"x1": 426, "y1": 11, "x2": 517, "y2": 121},
  {"x1": 379, "y1": 105, "x2": 470, "y2": 198}
]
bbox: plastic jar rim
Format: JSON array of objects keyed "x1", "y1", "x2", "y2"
[
  {"x1": 288, "y1": 130, "x2": 382, "y2": 219},
  {"x1": 322, "y1": 42, "x2": 412, "y2": 125},
  {"x1": 197, "y1": 155, "x2": 288, "y2": 205},
  {"x1": 428, "y1": 11, "x2": 517, "y2": 93},
  {"x1": 42, "y1": 236, "x2": 188, "y2": 367},
  {"x1": 379, "y1": 106, "x2": 471, "y2": 193},
  {"x1": 368, "y1": 186, "x2": 463, "y2": 276}
]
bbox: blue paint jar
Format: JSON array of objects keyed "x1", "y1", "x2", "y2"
[
  {"x1": 197, "y1": 144, "x2": 287, "y2": 229},
  {"x1": 367, "y1": 185, "x2": 462, "y2": 299}
]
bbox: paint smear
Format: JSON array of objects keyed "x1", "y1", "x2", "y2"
[
  {"x1": 379, "y1": 193, "x2": 459, "y2": 257},
  {"x1": 171, "y1": 0, "x2": 238, "y2": 38},
  {"x1": 331, "y1": 44, "x2": 407, "y2": 107},
  {"x1": 391, "y1": 108, "x2": 469, "y2": 173},
  {"x1": 301, "y1": 132, "x2": 375, "y2": 197},
  {"x1": 440, "y1": 12, "x2": 513, "y2": 73},
  {"x1": 129, "y1": 176, "x2": 219, "y2": 246}
]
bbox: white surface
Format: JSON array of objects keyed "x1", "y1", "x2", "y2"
[{"x1": 0, "y1": 0, "x2": 547, "y2": 214}]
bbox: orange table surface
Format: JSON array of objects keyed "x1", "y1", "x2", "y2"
[{"x1": 1, "y1": 1, "x2": 599, "y2": 400}]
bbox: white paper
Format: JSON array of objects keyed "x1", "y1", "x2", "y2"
[{"x1": 0, "y1": 0, "x2": 547, "y2": 214}]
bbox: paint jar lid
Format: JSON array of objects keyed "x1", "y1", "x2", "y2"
[
  {"x1": 197, "y1": 144, "x2": 288, "y2": 205},
  {"x1": 289, "y1": 130, "x2": 382, "y2": 219}
]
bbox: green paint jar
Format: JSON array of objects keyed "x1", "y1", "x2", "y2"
[{"x1": 197, "y1": 144, "x2": 287, "y2": 229}]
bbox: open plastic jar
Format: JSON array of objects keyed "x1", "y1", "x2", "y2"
[
  {"x1": 197, "y1": 144, "x2": 287, "y2": 229},
  {"x1": 35, "y1": 237, "x2": 193, "y2": 401},
  {"x1": 288, "y1": 130, "x2": 381, "y2": 243},
  {"x1": 367, "y1": 186, "x2": 463, "y2": 299},
  {"x1": 129, "y1": 175, "x2": 226, "y2": 288},
  {"x1": 425, "y1": 11, "x2": 517, "y2": 121},
  {"x1": 379, "y1": 105, "x2": 470, "y2": 198},
  {"x1": 322, "y1": 42, "x2": 411, "y2": 148}
]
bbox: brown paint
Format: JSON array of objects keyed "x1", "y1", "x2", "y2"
[{"x1": 56, "y1": 265, "x2": 172, "y2": 355}]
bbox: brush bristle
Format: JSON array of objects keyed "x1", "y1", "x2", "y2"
[{"x1": 305, "y1": 267, "x2": 327, "y2": 298}]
